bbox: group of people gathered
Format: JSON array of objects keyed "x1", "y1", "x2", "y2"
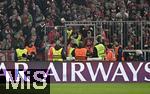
[{"x1": 48, "y1": 35, "x2": 124, "y2": 62}]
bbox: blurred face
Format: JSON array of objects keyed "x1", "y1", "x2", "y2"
[
  {"x1": 13, "y1": 9, "x2": 18, "y2": 16},
  {"x1": 36, "y1": 7, "x2": 41, "y2": 15},
  {"x1": 6, "y1": 34, "x2": 11, "y2": 39},
  {"x1": 68, "y1": 27, "x2": 72, "y2": 31},
  {"x1": 66, "y1": 10, "x2": 71, "y2": 15},
  {"x1": 72, "y1": 9, "x2": 76, "y2": 13},
  {"x1": 0, "y1": 14, "x2": 3, "y2": 19},
  {"x1": 6, "y1": 25, "x2": 10, "y2": 30},
  {"x1": 121, "y1": 8, "x2": 126, "y2": 14},
  {"x1": 87, "y1": 40, "x2": 92, "y2": 46},
  {"x1": 31, "y1": 27, "x2": 36, "y2": 32},
  {"x1": 29, "y1": 42, "x2": 33, "y2": 47},
  {"x1": 73, "y1": 32, "x2": 78, "y2": 38},
  {"x1": 12, "y1": 2, "x2": 16, "y2": 8},
  {"x1": 23, "y1": 8, "x2": 28, "y2": 14},
  {"x1": 87, "y1": 31, "x2": 91, "y2": 37},
  {"x1": 0, "y1": 44, "x2": 1, "y2": 49},
  {"x1": 111, "y1": 12, "x2": 116, "y2": 18}
]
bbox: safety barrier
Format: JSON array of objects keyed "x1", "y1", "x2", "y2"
[
  {"x1": 65, "y1": 21, "x2": 150, "y2": 49},
  {"x1": 0, "y1": 50, "x2": 15, "y2": 61},
  {"x1": 0, "y1": 21, "x2": 149, "y2": 61},
  {"x1": 63, "y1": 21, "x2": 150, "y2": 61}
]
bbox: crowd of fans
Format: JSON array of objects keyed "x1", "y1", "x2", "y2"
[{"x1": 0, "y1": 0, "x2": 149, "y2": 61}]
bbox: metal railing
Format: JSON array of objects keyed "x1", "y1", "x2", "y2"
[
  {"x1": 65, "y1": 21, "x2": 150, "y2": 49},
  {"x1": 0, "y1": 21, "x2": 149, "y2": 61},
  {"x1": 123, "y1": 50, "x2": 150, "y2": 61},
  {"x1": 64, "y1": 21, "x2": 150, "y2": 61}
]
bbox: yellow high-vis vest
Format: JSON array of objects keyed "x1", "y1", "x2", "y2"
[
  {"x1": 68, "y1": 47, "x2": 74, "y2": 57},
  {"x1": 16, "y1": 48, "x2": 28, "y2": 61},
  {"x1": 95, "y1": 44, "x2": 106, "y2": 60},
  {"x1": 52, "y1": 48, "x2": 63, "y2": 61}
]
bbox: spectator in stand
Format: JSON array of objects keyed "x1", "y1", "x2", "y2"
[
  {"x1": 0, "y1": 0, "x2": 149, "y2": 61},
  {"x1": 7, "y1": 1, "x2": 21, "y2": 17},
  {"x1": 28, "y1": 1, "x2": 36, "y2": 26},
  {"x1": 30, "y1": 27, "x2": 37, "y2": 42},
  {"x1": 35, "y1": 5, "x2": 45, "y2": 27},
  {"x1": 3, "y1": 23, "x2": 13, "y2": 34},
  {"x1": 21, "y1": 7, "x2": 33, "y2": 28},
  {"x1": 143, "y1": 24, "x2": 150, "y2": 49},
  {"x1": 79, "y1": 26, "x2": 94, "y2": 39},
  {"x1": 13, "y1": 30, "x2": 25, "y2": 50},
  {"x1": 116, "y1": 7, "x2": 129, "y2": 21},
  {"x1": 21, "y1": 6, "x2": 33, "y2": 43},
  {"x1": 9, "y1": 9, "x2": 22, "y2": 33},
  {"x1": 0, "y1": 13, "x2": 4, "y2": 33},
  {"x1": 2, "y1": 33, "x2": 13, "y2": 50},
  {"x1": 45, "y1": 16, "x2": 54, "y2": 28},
  {"x1": 48, "y1": 27, "x2": 61, "y2": 45},
  {"x1": 0, "y1": 42, "x2": 5, "y2": 61}
]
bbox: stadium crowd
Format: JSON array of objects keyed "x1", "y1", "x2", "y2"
[{"x1": 0, "y1": 0, "x2": 149, "y2": 61}]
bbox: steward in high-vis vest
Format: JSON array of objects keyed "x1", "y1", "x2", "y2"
[
  {"x1": 105, "y1": 43, "x2": 116, "y2": 61},
  {"x1": 25, "y1": 41, "x2": 37, "y2": 61},
  {"x1": 114, "y1": 42, "x2": 124, "y2": 61},
  {"x1": 66, "y1": 26, "x2": 73, "y2": 39},
  {"x1": 51, "y1": 41, "x2": 66, "y2": 61},
  {"x1": 70, "y1": 31, "x2": 81, "y2": 47},
  {"x1": 15, "y1": 44, "x2": 28, "y2": 61},
  {"x1": 72, "y1": 42, "x2": 90, "y2": 61},
  {"x1": 67, "y1": 40, "x2": 77, "y2": 61},
  {"x1": 93, "y1": 36, "x2": 106, "y2": 60}
]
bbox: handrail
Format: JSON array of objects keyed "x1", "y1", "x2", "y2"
[
  {"x1": 123, "y1": 50, "x2": 150, "y2": 52},
  {"x1": 65, "y1": 21, "x2": 150, "y2": 23}
]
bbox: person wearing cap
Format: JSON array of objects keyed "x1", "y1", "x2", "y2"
[
  {"x1": 93, "y1": 36, "x2": 106, "y2": 60},
  {"x1": 51, "y1": 40, "x2": 66, "y2": 61}
]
